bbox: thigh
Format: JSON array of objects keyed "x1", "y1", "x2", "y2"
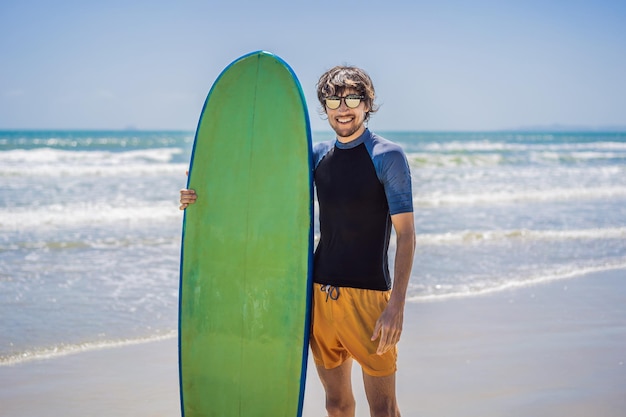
[
  {"x1": 315, "y1": 357, "x2": 354, "y2": 400},
  {"x1": 315, "y1": 359, "x2": 356, "y2": 417}
]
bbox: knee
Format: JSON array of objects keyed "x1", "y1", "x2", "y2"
[{"x1": 325, "y1": 395, "x2": 356, "y2": 417}]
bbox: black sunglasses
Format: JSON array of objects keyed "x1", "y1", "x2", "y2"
[{"x1": 324, "y1": 94, "x2": 365, "y2": 110}]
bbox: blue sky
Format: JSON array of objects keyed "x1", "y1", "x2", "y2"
[{"x1": 1, "y1": 0, "x2": 625, "y2": 131}]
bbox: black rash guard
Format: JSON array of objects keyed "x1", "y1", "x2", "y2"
[{"x1": 312, "y1": 129, "x2": 413, "y2": 291}]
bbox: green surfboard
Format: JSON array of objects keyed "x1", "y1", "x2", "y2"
[{"x1": 178, "y1": 51, "x2": 313, "y2": 417}]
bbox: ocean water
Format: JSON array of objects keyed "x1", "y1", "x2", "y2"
[{"x1": 1, "y1": 129, "x2": 625, "y2": 365}]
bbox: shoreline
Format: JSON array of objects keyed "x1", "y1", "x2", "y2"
[
  {"x1": 5, "y1": 261, "x2": 625, "y2": 367},
  {"x1": 2, "y1": 268, "x2": 625, "y2": 417}
]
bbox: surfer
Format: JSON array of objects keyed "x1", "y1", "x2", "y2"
[{"x1": 180, "y1": 65, "x2": 415, "y2": 417}]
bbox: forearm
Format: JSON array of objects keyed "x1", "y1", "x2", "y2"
[
  {"x1": 389, "y1": 229, "x2": 415, "y2": 306},
  {"x1": 371, "y1": 218, "x2": 415, "y2": 354}
]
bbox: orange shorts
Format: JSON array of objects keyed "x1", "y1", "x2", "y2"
[{"x1": 309, "y1": 284, "x2": 397, "y2": 377}]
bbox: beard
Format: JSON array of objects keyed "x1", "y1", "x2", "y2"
[{"x1": 329, "y1": 116, "x2": 366, "y2": 140}]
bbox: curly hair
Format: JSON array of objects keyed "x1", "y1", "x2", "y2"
[{"x1": 316, "y1": 66, "x2": 379, "y2": 121}]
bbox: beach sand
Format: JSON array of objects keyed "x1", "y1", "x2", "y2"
[{"x1": 1, "y1": 269, "x2": 624, "y2": 417}]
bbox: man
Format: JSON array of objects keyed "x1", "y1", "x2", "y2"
[{"x1": 180, "y1": 66, "x2": 415, "y2": 417}]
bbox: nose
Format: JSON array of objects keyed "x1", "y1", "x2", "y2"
[{"x1": 337, "y1": 98, "x2": 350, "y2": 111}]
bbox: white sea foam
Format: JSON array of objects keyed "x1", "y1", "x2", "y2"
[
  {"x1": 533, "y1": 151, "x2": 626, "y2": 162},
  {"x1": 0, "y1": 148, "x2": 187, "y2": 177},
  {"x1": 419, "y1": 141, "x2": 626, "y2": 152},
  {"x1": 0, "y1": 235, "x2": 179, "y2": 252},
  {"x1": 415, "y1": 227, "x2": 626, "y2": 245},
  {"x1": 407, "y1": 261, "x2": 626, "y2": 303},
  {"x1": 0, "y1": 331, "x2": 177, "y2": 366},
  {"x1": 408, "y1": 152, "x2": 505, "y2": 167},
  {"x1": 0, "y1": 201, "x2": 182, "y2": 230},
  {"x1": 407, "y1": 150, "x2": 625, "y2": 168},
  {"x1": 405, "y1": 140, "x2": 626, "y2": 168},
  {"x1": 414, "y1": 186, "x2": 626, "y2": 206},
  {"x1": 420, "y1": 141, "x2": 527, "y2": 152}
]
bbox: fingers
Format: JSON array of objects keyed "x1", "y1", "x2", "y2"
[
  {"x1": 179, "y1": 189, "x2": 197, "y2": 210},
  {"x1": 371, "y1": 321, "x2": 381, "y2": 343},
  {"x1": 375, "y1": 328, "x2": 390, "y2": 356},
  {"x1": 377, "y1": 329, "x2": 399, "y2": 355},
  {"x1": 371, "y1": 321, "x2": 401, "y2": 355}
]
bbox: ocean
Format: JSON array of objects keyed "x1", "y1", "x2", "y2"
[{"x1": 1, "y1": 129, "x2": 625, "y2": 365}]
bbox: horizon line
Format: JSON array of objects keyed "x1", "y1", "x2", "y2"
[{"x1": 1, "y1": 126, "x2": 626, "y2": 133}]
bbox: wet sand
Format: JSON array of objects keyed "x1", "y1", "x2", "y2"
[{"x1": 2, "y1": 268, "x2": 624, "y2": 417}]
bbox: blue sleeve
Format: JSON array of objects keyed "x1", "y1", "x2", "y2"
[{"x1": 366, "y1": 134, "x2": 414, "y2": 215}]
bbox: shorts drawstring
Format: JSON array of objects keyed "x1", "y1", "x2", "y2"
[{"x1": 320, "y1": 284, "x2": 340, "y2": 301}]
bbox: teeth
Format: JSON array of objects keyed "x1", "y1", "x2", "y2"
[{"x1": 337, "y1": 117, "x2": 352, "y2": 123}]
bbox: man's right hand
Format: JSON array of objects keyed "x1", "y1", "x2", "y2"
[{"x1": 179, "y1": 189, "x2": 197, "y2": 210}]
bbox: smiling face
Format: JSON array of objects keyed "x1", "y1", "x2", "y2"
[
  {"x1": 316, "y1": 66, "x2": 379, "y2": 143},
  {"x1": 325, "y1": 88, "x2": 370, "y2": 142}
]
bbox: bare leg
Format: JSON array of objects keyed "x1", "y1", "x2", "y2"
[
  {"x1": 315, "y1": 359, "x2": 356, "y2": 417},
  {"x1": 362, "y1": 371, "x2": 400, "y2": 417}
]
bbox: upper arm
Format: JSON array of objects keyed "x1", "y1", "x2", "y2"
[
  {"x1": 391, "y1": 212, "x2": 415, "y2": 240},
  {"x1": 369, "y1": 140, "x2": 413, "y2": 215}
]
